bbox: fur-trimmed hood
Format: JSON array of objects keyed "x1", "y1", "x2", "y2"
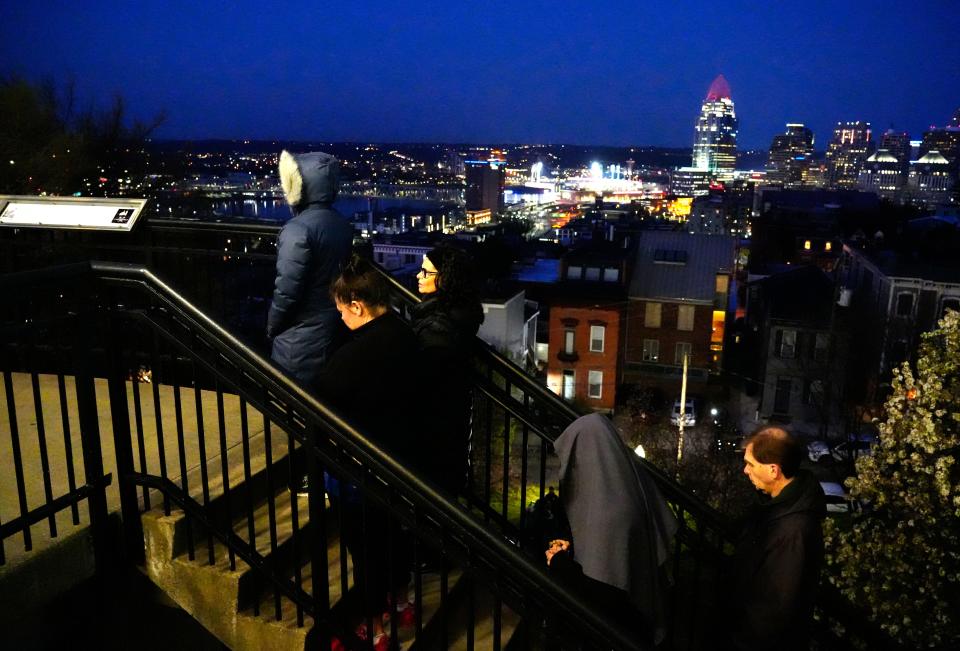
[{"x1": 278, "y1": 150, "x2": 339, "y2": 209}]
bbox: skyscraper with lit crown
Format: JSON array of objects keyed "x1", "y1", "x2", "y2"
[
  {"x1": 825, "y1": 121, "x2": 873, "y2": 189},
  {"x1": 691, "y1": 74, "x2": 738, "y2": 176}
]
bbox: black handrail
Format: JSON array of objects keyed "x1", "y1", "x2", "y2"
[
  {"x1": 2, "y1": 260, "x2": 649, "y2": 651},
  {"x1": 0, "y1": 219, "x2": 907, "y2": 650}
]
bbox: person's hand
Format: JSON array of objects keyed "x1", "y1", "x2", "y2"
[{"x1": 545, "y1": 539, "x2": 570, "y2": 566}]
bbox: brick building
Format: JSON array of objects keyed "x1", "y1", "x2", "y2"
[
  {"x1": 544, "y1": 239, "x2": 631, "y2": 412},
  {"x1": 623, "y1": 232, "x2": 735, "y2": 388}
]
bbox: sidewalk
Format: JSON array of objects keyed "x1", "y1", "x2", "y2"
[{"x1": 0, "y1": 372, "x2": 264, "y2": 571}]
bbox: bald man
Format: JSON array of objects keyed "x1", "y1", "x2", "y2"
[{"x1": 728, "y1": 426, "x2": 826, "y2": 650}]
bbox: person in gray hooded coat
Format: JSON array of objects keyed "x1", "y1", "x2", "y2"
[
  {"x1": 547, "y1": 413, "x2": 678, "y2": 645},
  {"x1": 267, "y1": 150, "x2": 353, "y2": 387}
]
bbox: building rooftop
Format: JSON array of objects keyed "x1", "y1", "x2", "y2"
[
  {"x1": 848, "y1": 218, "x2": 960, "y2": 284},
  {"x1": 916, "y1": 150, "x2": 950, "y2": 164},
  {"x1": 706, "y1": 74, "x2": 731, "y2": 101},
  {"x1": 628, "y1": 231, "x2": 736, "y2": 302}
]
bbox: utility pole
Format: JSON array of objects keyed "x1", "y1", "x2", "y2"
[{"x1": 676, "y1": 352, "x2": 689, "y2": 479}]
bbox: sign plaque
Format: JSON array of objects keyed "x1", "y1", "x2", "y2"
[{"x1": 0, "y1": 195, "x2": 148, "y2": 232}]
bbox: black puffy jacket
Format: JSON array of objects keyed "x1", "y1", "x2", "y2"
[
  {"x1": 267, "y1": 152, "x2": 353, "y2": 386},
  {"x1": 410, "y1": 296, "x2": 483, "y2": 492}
]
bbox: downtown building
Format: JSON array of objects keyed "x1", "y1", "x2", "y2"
[
  {"x1": 465, "y1": 158, "x2": 506, "y2": 225},
  {"x1": 825, "y1": 121, "x2": 874, "y2": 189},
  {"x1": 691, "y1": 74, "x2": 738, "y2": 176},
  {"x1": 672, "y1": 75, "x2": 739, "y2": 196},
  {"x1": 765, "y1": 123, "x2": 815, "y2": 188},
  {"x1": 858, "y1": 149, "x2": 903, "y2": 201}
]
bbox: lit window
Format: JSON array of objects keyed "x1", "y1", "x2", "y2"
[
  {"x1": 588, "y1": 371, "x2": 603, "y2": 399},
  {"x1": 825, "y1": 241, "x2": 832, "y2": 251},
  {"x1": 677, "y1": 305, "x2": 695, "y2": 331},
  {"x1": 642, "y1": 339, "x2": 660, "y2": 362},
  {"x1": 567, "y1": 265, "x2": 582, "y2": 280},
  {"x1": 603, "y1": 267, "x2": 619, "y2": 282},
  {"x1": 564, "y1": 329, "x2": 575, "y2": 354},
  {"x1": 589, "y1": 325, "x2": 605, "y2": 352},
  {"x1": 562, "y1": 370, "x2": 576, "y2": 401},
  {"x1": 804, "y1": 240, "x2": 812, "y2": 250},
  {"x1": 644, "y1": 302, "x2": 662, "y2": 328},
  {"x1": 585, "y1": 267, "x2": 601, "y2": 281}
]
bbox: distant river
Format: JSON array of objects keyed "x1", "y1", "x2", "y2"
[{"x1": 211, "y1": 197, "x2": 452, "y2": 222}]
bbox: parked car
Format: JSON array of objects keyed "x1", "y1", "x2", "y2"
[
  {"x1": 820, "y1": 481, "x2": 860, "y2": 513},
  {"x1": 807, "y1": 440, "x2": 831, "y2": 463},
  {"x1": 670, "y1": 399, "x2": 696, "y2": 426},
  {"x1": 808, "y1": 433, "x2": 877, "y2": 463}
]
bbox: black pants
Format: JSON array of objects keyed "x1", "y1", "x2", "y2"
[{"x1": 335, "y1": 496, "x2": 411, "y2": 617}]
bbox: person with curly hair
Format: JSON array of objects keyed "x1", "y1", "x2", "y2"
[{"x1": 410, "y1": 244, "x2": 484, "y2": 495}]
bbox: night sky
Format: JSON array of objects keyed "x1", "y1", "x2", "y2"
[{"x1": 2, "y1": 1, "x2": 959, "y2": 148}]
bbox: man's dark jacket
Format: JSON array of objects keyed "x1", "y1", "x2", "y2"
[
  {"x1": 728, "y1": 470, "x2": 826, "y2": 650},
  {"x1": 267, "y1": 151, "x2": 353, "y2": 386}
]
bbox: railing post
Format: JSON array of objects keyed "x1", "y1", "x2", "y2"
[
  {"x1": 306, "y1": 424, "x2": 331, "y2": 649},
  {"x1": 106, "y1": 311, "x2": 146, "y2": 564},
  {"x1": 72, "y1": 310, "x2": 115, "y2": 575}
]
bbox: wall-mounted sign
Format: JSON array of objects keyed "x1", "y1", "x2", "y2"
[{"x1": 0, "y1": 195, "x2": 148, "y2": 232}]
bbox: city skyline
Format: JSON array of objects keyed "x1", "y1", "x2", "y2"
[{"x1": 2, "y1": 1, "x2": 960, "y2": 148}]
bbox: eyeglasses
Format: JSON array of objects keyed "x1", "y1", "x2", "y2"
[{"x1": 418, "y1": 267, "x2": 439, "y2": 277}]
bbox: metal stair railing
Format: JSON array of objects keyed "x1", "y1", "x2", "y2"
[
  {"x1": 0, "y1": 261, "x2": 648, "y2": 651},
  {"x1": 0, "y1": 218, "x2": 909, "y2": 649}
]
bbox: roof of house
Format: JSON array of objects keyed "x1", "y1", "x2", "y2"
[{"x1": 628, "y1": 231, "x2": 736, "y2": 302}]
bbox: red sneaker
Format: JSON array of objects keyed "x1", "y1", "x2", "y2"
[{"x1": 397, "y1": 603, "x2": 417, "y2": 628}]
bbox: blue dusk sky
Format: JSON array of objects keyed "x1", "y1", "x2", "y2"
[{"x1": 2, "y1": 1, "x2": 959, "y2": 148}]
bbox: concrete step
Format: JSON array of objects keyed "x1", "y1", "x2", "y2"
[
  {"x1": 142, "y1": 487, "x2": 343, "y2": 651},
  {"x1": 146, "y1": 488, "x2": 521, "y2": 650},
  {"x1": 407, "y1": 575, "x2": 521, "y2": 651},
  {"x1": 139, "y1": 411, "x2": 301, "y2": 558}
]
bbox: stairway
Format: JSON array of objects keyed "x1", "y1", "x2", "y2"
[{"x1": 138, "y1": 426, "x2": 521, "y2": 650}]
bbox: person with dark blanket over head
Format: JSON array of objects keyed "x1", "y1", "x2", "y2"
[
  {"x1": 314, "y1": 254, "x2": 419, "y2": 650},
  {"x1": 546, "y1": 413, "x2": 678, "y2": 646}
]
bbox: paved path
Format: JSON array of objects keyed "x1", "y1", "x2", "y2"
[{"x1": 0, "y1": 372, "x2": 267, "y2": 571}]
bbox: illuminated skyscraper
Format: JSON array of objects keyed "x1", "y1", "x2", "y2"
[
  {"x1": 691, "y1": 74, "x2": 738, "y2": 176},
  {"x1": 825, "y1": 121, "x2": 873, "y2": 188},
  {"x1": 880, "y1": 129, "x2": 911, "y2": 174},
  {"x1": 920, "y1": 124, "x2": 960, "y2": 173},
  {"x1": 766, "y1": 123, "x2": 814, "y2": 187},
  {"x1": 858, "y1": 150, "x2": 903, "y2": 200}
]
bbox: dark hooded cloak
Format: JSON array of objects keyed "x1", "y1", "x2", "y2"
[{"x1": 554, "y1": 413, "x2": 678, "y2": 644}]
